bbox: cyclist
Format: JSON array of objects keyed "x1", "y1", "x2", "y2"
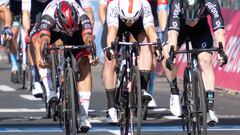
[
  {"x1": 0, "y1": 0, "x2": 12, "y2": 42},
  {"x1": 29, "y1": 0, "x2": 98, "y2": 131},
  {"x1": 163, "y1": 0, "x2": 227, "y2": 125},
  {"x1": 103, "y1": 0, "x2": 159, "y2": 122}
]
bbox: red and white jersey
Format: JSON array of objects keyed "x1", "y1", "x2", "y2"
[{"x1": 107, "y1": 0, "x2": 154, "y2": 29}]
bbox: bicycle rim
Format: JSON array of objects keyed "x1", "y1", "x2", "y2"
[
  {"x1": 64, "y1": 68, "x2": 78, "y2": 135},
  {"x1": 129, "y1": 66, "x2": 142, "y2": 135},
  {"x1": 195, "y1": 71, "x2": 207, "y2": 135}
]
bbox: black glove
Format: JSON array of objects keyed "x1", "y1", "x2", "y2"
[
  {"x1": 166, "y1": 57, "x2": 174, "y2": 71},
  {"x1": 219, "y1": 53, "x2": 228, "y2": 67}
]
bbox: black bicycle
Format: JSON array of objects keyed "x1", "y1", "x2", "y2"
[
  {"x1": 168, "y1": 41, "x2": 227, "y2": 135},
  {"x1": 109, "y1": 32, "x2": 161, "y2": 135},
  {"x1": 45, "y1": 43, "x2": 95, "y2": 135}
]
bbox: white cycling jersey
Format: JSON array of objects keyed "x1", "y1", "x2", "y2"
[
  {"x1": 107, "y1": 0, "x2": 154, "y2": 29},
  {"x1": 0, "y1": 0, "x2": 9, "y2": 6}
]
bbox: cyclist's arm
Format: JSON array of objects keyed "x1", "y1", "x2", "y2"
[
  {"x1": 167, "y1": 0, "x2": 180, "y2": 51},
  {"x1": 106, "y1": 0, "x2": 118, "y2": 48},
  {"x1": 98, "y1": 2, "x2": 107, "y2": 25},
  {"x1": 79, "y1": 13, "x2": 93, "y2": 45},
  {"x1": 157, "y1": 0, "x2": 168, "y2": 31},
  {"x1": 79, "y1": 0, "x2": 94, "y2": 27},
  {"x1": 205, "y1": 0, "x2": 226, "y2": 50},
  {"x1": 142, "y1": 0, "x2": 158, "y2": 43},
  {"x1": 22, "y1": 0, "x2": 31, "y2": 35},
  {"x1": 0, "y1": 4, "x2": 12, "y2": 28}
]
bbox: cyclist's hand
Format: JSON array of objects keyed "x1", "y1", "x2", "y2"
[
  {"x1": 2, "y1": 27, "x2": 13, "y2": 41},
  {"x1": 104, "y1": 47, "x2": 114, "y2": 61},
  {"x1": 217, "y1": 53, "x2": 228, "y2": 67},
  {"x1": 165, "y1": 56, "x2": 176, "y2": 71},
  {"x1": 89, "y1": 55, "x2": 99, "y2": 66},
  {"x1": 38, "y1": 58, "x2": 51, "y2": 68},
  {"x1": 83, "y1": 34, "x2": 93, "y2": 46}
]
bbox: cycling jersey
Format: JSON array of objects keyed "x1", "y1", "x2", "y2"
[
  {"x1": 168, "y1": 0, "x2": 224, "y2": 32},
  {"x1": 107, "y1": 0, "x2": 154, "y2": 30},
  {"x1": 0, "y1": 0, "x2": 9, "y2": 6},
  {"x1": 31, "y1": 0, "x2": 92, "y2": 40}
]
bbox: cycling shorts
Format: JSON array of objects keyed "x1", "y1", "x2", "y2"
[{"x1": 177, "y1": 18, "x2": 213, "y2": 49}]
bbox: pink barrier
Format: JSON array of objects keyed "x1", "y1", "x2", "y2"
[{"x1": 175, "y1": 8, "x2": 240, "y2": 92}]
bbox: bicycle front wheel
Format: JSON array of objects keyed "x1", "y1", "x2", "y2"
[
  {"x1": 63, "y1": 68, "x2": 78, "y2": 135},
  {"x1": 129, "y1": 66, "x2": 142, "y2": 135},
  {"x1": 194, "y1": 71, "x2": 207, "y2": 135}
]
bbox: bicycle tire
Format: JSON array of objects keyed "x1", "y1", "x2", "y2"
[
  {"x1": 63, "y1": 68, "x2": 78, "y2": 135},
  {"x1": 194, "y1": 70, "x2": 207, "y2": 135},
  {"x1": 129, "y1": 66, "x2": 142, "y2": 135},
  {"x1": 182, "y1": 68, "x2": 197, "y2": 135},
  {"x1": 50, "y1": 51, "x2": 59, "y2": 92}
]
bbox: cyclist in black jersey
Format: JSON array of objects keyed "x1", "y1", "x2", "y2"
[{"x1": 162, "y1": 0, "x2": 227, "y2": 125}]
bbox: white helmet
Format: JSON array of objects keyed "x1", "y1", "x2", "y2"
[{"x1": 119, "y1": 0, "x2": 142, "y2": 23}]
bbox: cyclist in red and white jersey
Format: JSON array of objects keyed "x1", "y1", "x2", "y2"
[
  {"x1": 30, "y1": 0, "x2": 98, "y2": 131},
  {"x1": 163, "y1": 0, "x2": 227, "y2": 125},
  {"x1": 103, "y1": 0, "x2": 159, "y2": 123}
]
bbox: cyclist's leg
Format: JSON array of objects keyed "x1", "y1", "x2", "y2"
[
  {"x1": 29, "y1": 25, "x2": 44, "y2": 97},
  {"x1": 9, "y1": 20, "x2": 19, "y2": 83},
  {"x1": 192, "y1": 25, "x2": 218, "y2": 124},
  {"x1": 102, "y1": 21, "x2": 118, "y2": 122},
  {"x1": 137, "y1": 31, "x2": 153, "y2": 101},
  {"x1": 77, "y1": 56, "x2": 92, "y2": 130},
  {"x1": 161, "y1": 30, "x2": 185, "y2": 117}
]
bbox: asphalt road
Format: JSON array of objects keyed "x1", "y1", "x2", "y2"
[{"x1": 0, "y1": 53, "x2": 240, "y2": 135}]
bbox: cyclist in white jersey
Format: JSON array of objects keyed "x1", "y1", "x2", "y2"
[{"x1": 104, "y1": 0, "x2": 159, "y2": 123}]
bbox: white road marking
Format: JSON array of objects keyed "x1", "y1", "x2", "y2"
[
  {"x1": 20, "y1": 95, "x2": 42, "y2": 101},
  {"x1": 0, "y1": 108, "x2": 46, "y2": 113},
  {"x1": 0, "y1": 85, "x2": 15, "y2": 92}
]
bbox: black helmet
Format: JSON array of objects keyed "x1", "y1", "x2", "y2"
[{"x1": 182, "y1": 0, "x2": 205, "y2": 24}]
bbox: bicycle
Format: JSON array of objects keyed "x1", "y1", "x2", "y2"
[
  {"x1": 13, "y1": 15, "x2": 31, "y2": 89},
  {"x1": 108, "y1": 32, "x2": 161, "y2": 135},
  {"x1": 45, "y1": 42, "x2": 95, "y2": 135},
  {"x1": 167, "y1": 40, "x2": 227, "y2": 135}
]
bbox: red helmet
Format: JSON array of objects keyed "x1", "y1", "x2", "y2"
[{"x1": 55, "y1": 1, "x2": 78, "y2": 33}]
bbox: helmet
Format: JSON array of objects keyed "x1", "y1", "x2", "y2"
[
  {"x1": 119, "y1": 0, "x2": 142, "y2": 24},
  {"x1": 55, "y1": 1, "x2": 78, "y2": 33},
  {"x1": 182, "y1": 0, "x2": 205, "y2": 24}
]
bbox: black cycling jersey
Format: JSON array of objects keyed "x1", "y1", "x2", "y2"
[
  {"x1": 168, "y1": 0, "x2": 225, "y2": 32},
  {"x1": 31, "y1": 0, "x2": 51, "y2": 25}
]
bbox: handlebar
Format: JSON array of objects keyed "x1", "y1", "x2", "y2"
[
  {"x1": 167, "y1": 42, "x2": 228, "y2": 70},
  {"x1": 106, "y1": 38, "x2": 162, "y2": 61}
]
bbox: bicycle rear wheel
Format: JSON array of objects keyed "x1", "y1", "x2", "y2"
[
  {"x1": 63, "y1": 68, "x2": 78, "y2": 135},
  {"x1": 129, "y1": 66, "x2": 142, "y2": 135}
]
